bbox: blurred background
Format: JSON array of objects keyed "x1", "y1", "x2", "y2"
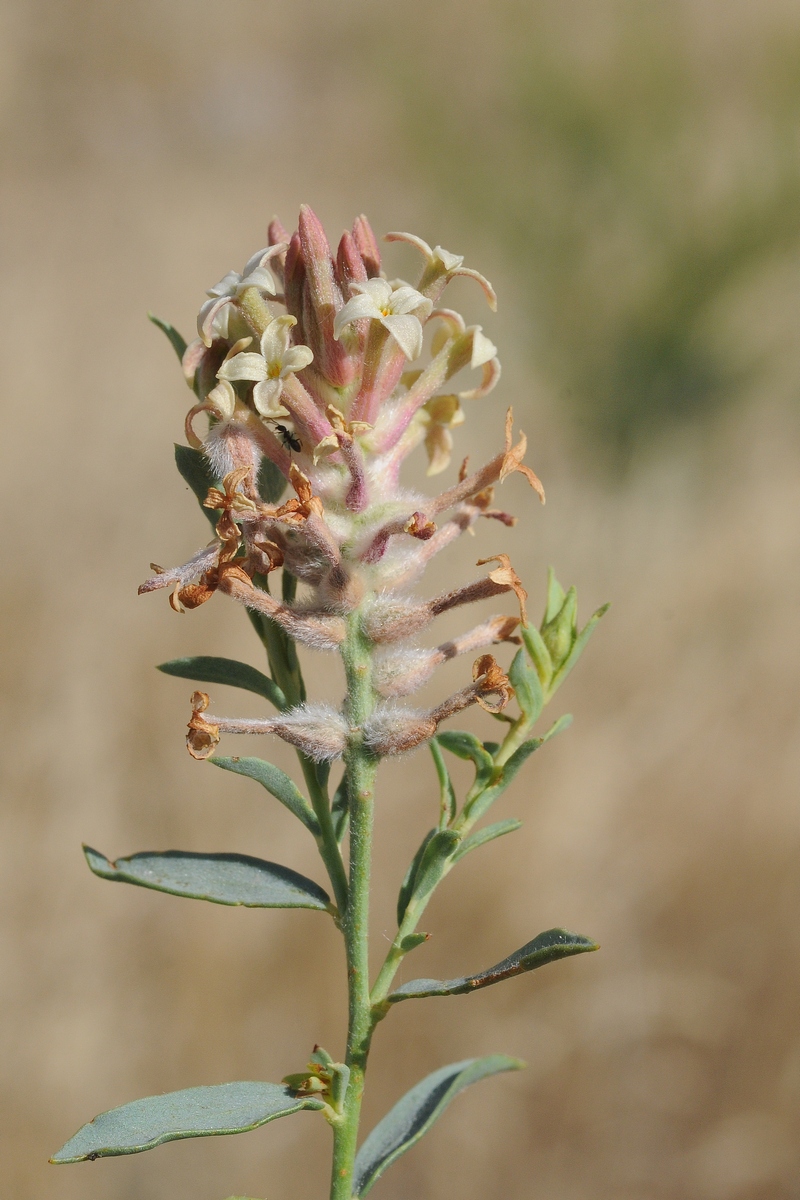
[{"x1": 2, "y1": 0, "x2": 800, "y2": 1197}]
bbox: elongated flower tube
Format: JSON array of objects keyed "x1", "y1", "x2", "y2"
[{"x1": 53, "y1": 206, "x2": 606, "y2": 1200}]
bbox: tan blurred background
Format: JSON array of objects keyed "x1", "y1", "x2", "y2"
[{"x1": 3, "y1": 1, "x2": 800, "y2": 1197}]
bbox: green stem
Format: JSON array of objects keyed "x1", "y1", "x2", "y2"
[{"x1": 330, "y1": 614, "x2": 378, "y2": 1200}]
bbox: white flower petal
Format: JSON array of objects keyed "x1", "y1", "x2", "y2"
[
  {"x1": 259, "y1": 315, "x2": 295, "y2": 360},
  {"x1": 470, "y1": 327, "x2": 498, "y2": 368},
  {"x1": 333, "y1": 293, "x2": 383, "y2": 339},
  {"x1": 239, "y1": 264, "x2": 276, "y2": 295},
  {"x1": 252, "y1": 378, "x2": 285, "y2": 416},
  {"x1": 217, "y1": 351, "x2": 269, "y2": 383},
  {"x1": 198, "y1": 295, "x2": 233, "y2": 346},
  {"x1": 384, "y1": 231, "x2": 434, "y2": 258},
  {"x1": 206, "y1": 379, "x2": 237, "y2": 420},
  {"x1": 388, "y1": 285, "x2": 430, "y2": 317},
  {"x1": 207, "y1": 271, "x2": 241, "y2": 299},
  {"x1": 381, "y1": 313, "x2": 424, "y2": 360},
  {"x1": 281, "y1": 345, "x2": 314, "y2": 374},
  {"x1": 433, "y1": 246, "x2": 464, "y2": 271},
  {"x1": 241, "y1": 247, "x2": 271, "y2": 277},
  {"x1": 351, "y1": 278, "x2": 392, "y2": 306}
]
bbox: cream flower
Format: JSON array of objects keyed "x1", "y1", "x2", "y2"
[
  {"x1": 333, "y1": 278, "x2": 433, "y2": 361},
  {"x1": 197, "y1": 246, "x2": 283, "y2": 346},
  {"x1": 216, "y1": 315, "x2": 313, "y2": 417},
  {"x1": 385, "y1": 232, "x2": 464, "y2": 272}
]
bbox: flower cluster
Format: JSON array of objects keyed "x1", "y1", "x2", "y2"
[{"x1": 141, "y1": 207, "x2": 545, "y2": 761}]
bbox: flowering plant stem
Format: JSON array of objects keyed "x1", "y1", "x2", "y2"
[
  {"x1": 50, "y1": 207, "x2": 608, "y2": 1199},
  {"x1": 330, "y1": 616, "x2": 378, "y2": 1198}
]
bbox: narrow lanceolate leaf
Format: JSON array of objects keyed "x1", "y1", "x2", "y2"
[
  {"x1": 50, "y1": 1081, "x2": 324, "y2": 1163},
  {"x1": 549, "y1": 603, "x2": 610, "y2": 694},
  {"x1": 451, "y1": 818, "x2": 522, "y2": 862},
  {"x1": 84, "y1": 847, "x2": 331, "y2": 912},
  {"x1": 396, "y1": 829, "x2": 435, "y2": 926},
  {"x1": 509, "y1": 647, "x2": 544, "y2": 723},
  {"x1": 543, "y1": 713, "x2": 573, "y2": 741},
  {"x1": 544, "y1": 566, "x2": 566, "y2": 624},
  {"x1": 406, "y1": 829, "x2": 461, "y2": 910},
  {"x1": 174, "y1": 443, "x2": 220, "y2": 523},
  {"x1": 352, "y1": 1056, "x2": 522, "y2": 1196},
  {"x1": 157, "y1": 656, "x2": 286, "y2": 710},
  {"x1": 429, "y1": 738, "x2": 457, "y2": 828},
  {"x1": 148, "y1": 312, "x2": 188, "y2": 362},
  {"x1": 387, "y1": 929, "x2": 598, "y2": 1004},
  {"x1": 209, "y1": 757, "x2": 319, "y2": 835}
]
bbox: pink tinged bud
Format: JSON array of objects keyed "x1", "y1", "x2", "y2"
[
  {"x1": 297, "y1": 206, "x2": 355, "y2": 388},
  {"x1": 283, "y1": 233, "x2": 306, "y2": 336},
  {"x1": 352, "y1": 214, "x2": 381, "y2": 278},
  {"x1": 267, "y1": 216, "x2": 290, "y2": 283},
  {"x1": 269, "y1": 216, "x2": 290, "y2": 244},
  {"x1": 335, "y1": 231, "x2": 368, "y2": 290},
  {"x1": 187, "y1": 698, "x2": 348, "y2": 762}
]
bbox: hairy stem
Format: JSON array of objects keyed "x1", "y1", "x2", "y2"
[{"x1": 331, "y1": 612, "x2": 378, "y2": 1200}]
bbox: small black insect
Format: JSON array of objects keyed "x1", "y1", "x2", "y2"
[{"x1": 271, "y1": 422, "x2": 302, "y2": 453}]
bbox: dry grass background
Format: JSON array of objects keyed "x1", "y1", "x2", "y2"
[{"x1": 2, "y1": 1, "x2": 800, "y2": 1198}]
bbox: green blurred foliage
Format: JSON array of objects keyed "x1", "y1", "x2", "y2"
[{"x1": 379, "y1": 3, "x2": 800, "y2": 462}]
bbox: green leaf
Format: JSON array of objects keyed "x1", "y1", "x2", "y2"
[
  {"x1": 209, "y1": 756, "x2": 319, "y2": 835},
  {"x1": 331, "y1": 774, "x2": 349, "y2": 841},
  {"x1": 352, "y1": 1056, "x2": 523, "y2": 1196},
  {"x1": 387, "y1": 929, "x2": 599, "y2": 1004},
  {"x1": 544, "y1": 566, "x2": 566, "y2": 623},
  {"x1": 148, "y1": 312, "x2": 187, "y2": 362},
  {"x1": 84, "y1": 847, "x2": 331, "y2": 911},
  {"x1": 175, "y1": 443, "x2": 220, "y2": 525},
  {"x1": 406, "y1": 829, "x2": 461, "y2": 908},
  {"x1": 549, "y1": 603, "x2": 610, "y2": 694},
  {"x1": 429, "y1": 738, "x2": 456, "y2": 828},
  {"x1": 50, "y1": 1081, "x2": 324, "y2": 1163},
  {"x1": 435, "y1": 730, "x2": 495, "y2": 791},
  {"x1": 508, "y1": 647, "x2": 544, "y2": 722},
  {"x1": 396, "y1": 829, "x2": 435, "y2": 925},
  {"x1": 157, "y1": 656, "x2": 286, "y2": 710},
  {"x1": 451, "y1": 818, "x2": 522, "y2": 862},
  {"x1": 520, "y1": 621, "x2": 553, "y2": 688},
  {"x1": 257, "y1": 456, "x2": 287, "y2": 504},
  {"x1": 543, "y1": 713, "x2": 573, "y2": 741}
]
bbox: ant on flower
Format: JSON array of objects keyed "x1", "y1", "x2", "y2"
[{"x1": 270, "y1": 422, "x2": 302, "y2": 454}]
